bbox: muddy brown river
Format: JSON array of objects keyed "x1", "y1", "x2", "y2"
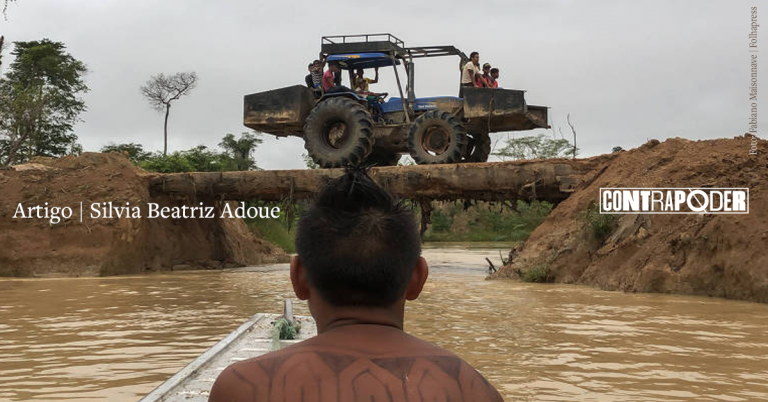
[{"x1": 1, "y1": 244, "x2": 767, "y2": 401}]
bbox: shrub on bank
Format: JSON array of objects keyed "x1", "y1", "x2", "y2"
[
  {"x1": 247, "y1": 217, "x2": 295, "y2": 254},
  {"x1": 581, "y1": 203, "x2": 618, "y2": 242},
  {"x1": 522, "y1": 263, "x2": 554, "y2": 283}
]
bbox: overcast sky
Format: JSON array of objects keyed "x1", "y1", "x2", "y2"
[{"x1": 1, "y1": 0, "x2": 763, "y2": 169}]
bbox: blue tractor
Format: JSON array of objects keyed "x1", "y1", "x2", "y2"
[{"x1": 244, "y1": 33, "x2": 549, "y2": 167}]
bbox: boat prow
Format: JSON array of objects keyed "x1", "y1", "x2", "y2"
[{"x1": 140, "y1": 311, "x2": 316, "y2": 402}]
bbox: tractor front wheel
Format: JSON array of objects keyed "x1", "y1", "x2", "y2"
[{"x1": 303, "y1": 97, "x2": 374, "y2": 168}]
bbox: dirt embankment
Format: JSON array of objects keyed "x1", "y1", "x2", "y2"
[
  {"x1": 0, "y1": 153, "x2": 288, "y2": 277},
  {"x1": 492, "y1": 135, "x2": 768, "y2": 303}
]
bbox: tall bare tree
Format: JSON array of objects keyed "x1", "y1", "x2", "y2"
[
  {"x1": 0, "y1": 36, "x2": 5, "y2": 69},
  {"x1": 2, "y1": 0, "x2": 16, "y2": 19},
  {"x1": 140, "y1": 72, "x2": 197, "y2": 155},
  {"x1": 567, "y1": 113, "x2": 577, "y2": 159}
]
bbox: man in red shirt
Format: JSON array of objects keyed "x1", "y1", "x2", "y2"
[
  {"x1": 321, "y1": 62, "x2": 350, "y2": 94},
  {"x1": 321, "y1": 62, "x2": 337, "y2": 91}
]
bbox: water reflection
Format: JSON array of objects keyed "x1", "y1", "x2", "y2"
[{"x1": 1, "y1": 247, "x2": 767, "y2": 401}]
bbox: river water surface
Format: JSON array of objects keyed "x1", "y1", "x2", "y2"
[{"x1": 1, "y1": 244, "x2": 768, "y2": 402}]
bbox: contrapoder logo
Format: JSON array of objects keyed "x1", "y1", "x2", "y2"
[{"x1": 599, "y1": 188, "x2": 749, "y2": 214}]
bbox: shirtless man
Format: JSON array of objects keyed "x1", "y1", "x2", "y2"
[{"x1": 209, "y1": 170, "x2": 504, "y2": 402}]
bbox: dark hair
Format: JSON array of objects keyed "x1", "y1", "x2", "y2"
[
  {"x1": 491, "y1": 68, "x2": 499, "y2": 74},
  {"x1": 470, "y1": 51, "x2": 479, "y2": 59},
  {"x1": 295, "y1": 169, "x2": 421, "y2": 307}
]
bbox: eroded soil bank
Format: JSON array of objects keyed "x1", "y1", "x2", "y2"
[
  {"x1": 492, "y1": 135, "x2": 768, "y2": 303},
  {"x1": 0, "y1": 153, "x2": 287, "y2": 277}
]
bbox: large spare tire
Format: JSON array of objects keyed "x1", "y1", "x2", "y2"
[
  {"x1": 303, "y1": 97, "x2": 374, "y2": 168},
  {"x1": 464, "y1": 132, "x2": 491, "y2": 162},
  {"x1": 407, "y1": 110, "x2": 467, "y2": 165}
]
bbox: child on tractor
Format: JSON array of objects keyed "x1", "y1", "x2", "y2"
[{"x1": 352, "y1": 68, "x2": 387, "y2": 122}]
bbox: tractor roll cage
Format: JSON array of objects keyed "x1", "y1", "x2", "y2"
[
  {"x1": 320, "y1": 34, "x2": 470, "y2": 122},
  {"x1": 321, "y1": 34, "x2": 468, "y2": 61},
  {"x1": 405, "y1": 46, "x2": 468, "y2": 61}
]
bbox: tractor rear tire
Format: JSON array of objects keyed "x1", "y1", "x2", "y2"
[
  {"x1": 303, "y1": 97, "x2": 374, "y2": 168},
  {"x1": 464, "y1": 132, "x2": 491, "y2": 162},
  {"x1": 365, "y1": 147, "x2": 401, "y2": 167},
  {"x1": 407, "y1": 110, "x2": 467, "y2": 165}
]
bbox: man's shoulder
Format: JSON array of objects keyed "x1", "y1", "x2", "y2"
[{"x1": 210, "y1": 334, "x2": 504, "y2": 401}]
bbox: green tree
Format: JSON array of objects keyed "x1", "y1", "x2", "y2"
[
  {"x1": 100, "y1": 142, "x2": 151, "y2": 163},
  {"x1": 0, "y1": 39, "x2": 88, "y2": 166},
  {"x1": 219, "y1": 132, "x2": 262, "y2": 171},
  {"x1": 181, "y1": 145, "x2": 237, "y2": 172},
  {"x1": 138, "y1": 152, "x2": 194, "y2": 173},
  {"x1": 131, "y1": 132, "x2": 263, "y2": 173},
  {"x1": 140, "y1": 72, "x2": 197, "y2": 156},
  {"x1": 106, "y1": 133, "x2": 262, "y2": 174},
  {"x1": 493, "y1": 133, "x2": 575, "y2": 160}
]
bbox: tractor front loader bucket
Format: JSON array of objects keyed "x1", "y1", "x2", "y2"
[
  {"x1": 244, "y1": 85, "x2": 316, "y2": 137},
  {"x1": 462, "y1": 87, "x2": 549, "y2": 132}
]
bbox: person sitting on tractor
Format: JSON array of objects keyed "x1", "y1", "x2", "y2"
[
  {"x1": 490, "y1": 67, "x2": 500, "y2": 88},
  {"x1": 352, "y1": 68, "x2": 387, "y2": 122},
  {"x1": 460, "y1": 51, "x2": 484, "y2": 96},
  {"x1": 480, "y1": 63, "x2": 493, "y2": 88},
  {"x1": 305, "y1": 62, "x2": 315, "y2": 88},
  {"x1": 352, "y1": 67, "x2": 379, "y2": 93},
  {"x1": 322, "y1": 62, "x2": 349, "y2": 94},
  {"x1": 305, "y1": 58, "x2": 328, "y2": 99},
  {"x1": 209, "y1": 169, "x2": 505, "y2": 402},
  {"x1": 309, "y1": 58, "x2": 325, "y2": 88}
]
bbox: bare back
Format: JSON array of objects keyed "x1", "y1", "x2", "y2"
[{"x1": 209, "y1": 324, "x2": 503, "y2": 402}]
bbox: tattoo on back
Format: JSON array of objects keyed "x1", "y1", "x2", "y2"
[{"x1": 225, "y1": 349, "x2": 503, "y2": 401}]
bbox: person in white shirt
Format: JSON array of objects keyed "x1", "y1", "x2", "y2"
[{"x1": 460, "y1": 51, "x2": 484, "y2": 96}]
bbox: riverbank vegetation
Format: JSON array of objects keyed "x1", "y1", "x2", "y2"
[
  {"x1": 422, "y1": 200, "x2": 553, "y2": 243},
  {"x1": 247, "y1": 215, "x2": 296, "y2": 254},
  {"x1": 101, "y1": 132, "x2": 262, "y2": 173}
]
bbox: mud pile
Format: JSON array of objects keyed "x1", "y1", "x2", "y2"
[
  {"x1": 0, "y1": 153, "x2": 288, "y2": 277},
  {"x1": 493, "y1": 135, "x2": 768, "y2": 303}
]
